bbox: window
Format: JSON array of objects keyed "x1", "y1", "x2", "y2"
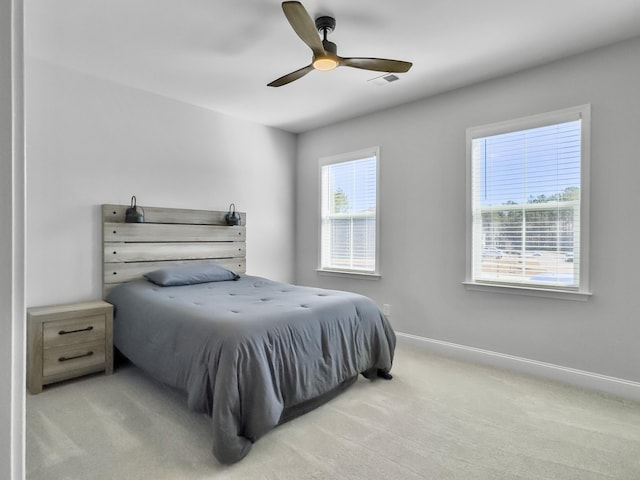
[
  {"x1": 465, "y1": 105, "x2": 590, "y2": 298},
  {"x1": 319, "y1": 148, "x2": 379, "y2": 276}
]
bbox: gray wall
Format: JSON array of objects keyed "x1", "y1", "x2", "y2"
[
  {"x1": 1, "y1": 0, "x2": 25, "y2": 478},
  {"x1": 26, "y1": 59, "x2": 297, "y2": 307},
  {"x1": 296, "y1": 36, "x2": 640, "y2": 385}
]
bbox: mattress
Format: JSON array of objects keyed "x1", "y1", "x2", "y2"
[{"x1": 107, "y1": 275, "x2": 396, "y2": 463}]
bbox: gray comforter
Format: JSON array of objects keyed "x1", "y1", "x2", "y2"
[{"x1": 107, "y1": 275, "x2": 396, "y2": 464}]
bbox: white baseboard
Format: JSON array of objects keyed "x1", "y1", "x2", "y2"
[{"x1": 396, "y1": 331, "x2": 640, "y2": 402}]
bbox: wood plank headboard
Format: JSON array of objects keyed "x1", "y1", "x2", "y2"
[{"x1": 102, "y1": 204, "x2": 246, "y2": 298}]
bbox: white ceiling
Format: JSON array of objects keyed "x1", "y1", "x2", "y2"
[{"x1": 25, "y1": 0, "x2": 640, "y2": 133}]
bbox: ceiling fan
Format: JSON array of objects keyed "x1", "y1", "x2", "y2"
[{"x1": 268, "y1": 1, "x2": 413, "y2": 87}]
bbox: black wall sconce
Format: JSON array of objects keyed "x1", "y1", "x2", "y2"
[
  {"x1": 125, "y1": 196, "x2": 145, "y2": 223},
  {"x1": 225, "y1": 203, "x2": 241, "y2": 226}
]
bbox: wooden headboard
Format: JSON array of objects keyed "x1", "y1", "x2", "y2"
[{"x1": 102, "y1": 204, "x2": 246, "y2": 298}]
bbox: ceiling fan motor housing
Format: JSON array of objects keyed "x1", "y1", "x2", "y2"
[{"x1": 322, "y1": 40, "x2": 337, "y2": 56}]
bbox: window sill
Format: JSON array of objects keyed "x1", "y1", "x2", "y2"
[
  {"x1": 463, "y1": 281, "x2": 592, "y2": 301},
  {"x1": 317, "y1": 269, "x2": 381, "y2": 280}
]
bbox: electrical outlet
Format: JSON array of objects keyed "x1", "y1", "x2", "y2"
[{"x1": 383, "y1": 304, "x2": 391, "y2": 316}]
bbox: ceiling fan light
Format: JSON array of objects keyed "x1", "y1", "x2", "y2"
[{"x1": 313, "y1": 57, "x2": 338, "y2": 71}]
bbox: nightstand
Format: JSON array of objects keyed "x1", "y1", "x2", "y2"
[{"x1": 27, "y1": 300, "x2": 113, "y2": 394}]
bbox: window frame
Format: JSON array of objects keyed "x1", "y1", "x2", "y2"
[
  {"x1": 464, "y1": 105, "x2": 591, "y2": 300},
  {"x1": 318, "y1": 147, "x2": 381, "y2": 278}
]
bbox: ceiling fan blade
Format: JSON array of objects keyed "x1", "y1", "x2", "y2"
[
  {"x1": 267, "y1": 64, "x2": 314, "y2": 87},
  {"x1": 282, "y1": 1, "x2": 325, "y2": 57},
  {"x1": 339, "y1": 57, "x2": 413, "y2": 73}
]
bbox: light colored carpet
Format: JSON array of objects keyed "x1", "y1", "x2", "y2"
[{"x1": 26, "y1": 344, "x2": 640, "y2": 480}]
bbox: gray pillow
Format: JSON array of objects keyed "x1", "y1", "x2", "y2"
[{"x1": 144, "y1": 264, "x2": 240, "y2": 286}]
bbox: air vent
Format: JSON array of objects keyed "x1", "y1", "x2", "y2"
[{"x1": 367, "y1": 73, "x2": 401, "y2": 87}]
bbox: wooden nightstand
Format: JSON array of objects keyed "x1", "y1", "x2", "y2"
[{"x1": 27, "y1": 300, "x2": 113, "y2": 394}]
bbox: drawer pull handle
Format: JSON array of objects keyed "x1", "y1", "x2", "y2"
[
  {"x1": 58, "y1": 351, "x2": 94, "y2": 362},
  {"x1": 58, "y1": 326, "x2": 94, "y2": 335}
]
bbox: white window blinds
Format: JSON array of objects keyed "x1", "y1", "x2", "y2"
[
  {"x1": 320, "y1": 150, "x2": 378, "y2": 274},
  {"x1": 468, "y1": 106, "x2": 589, "y2": 293}
]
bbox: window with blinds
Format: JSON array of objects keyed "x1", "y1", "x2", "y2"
[
  {"x1": 320, "y1": 148, "x2": 379, "y2": 275},
  {"x1": 466, "y1": 105, "x2": 590, "y2": 296}
]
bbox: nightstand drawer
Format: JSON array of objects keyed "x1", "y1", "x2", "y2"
[
  {"x1": 43, "y1": 340, "x2": 106, "y2": 377},
  {"x1": 43, "y1": 314, "x2": 106, "y2": 348}
]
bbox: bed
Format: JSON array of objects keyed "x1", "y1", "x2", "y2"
[{"x1": 102, "y1": 204, "x2": 396, "y2": 464}]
